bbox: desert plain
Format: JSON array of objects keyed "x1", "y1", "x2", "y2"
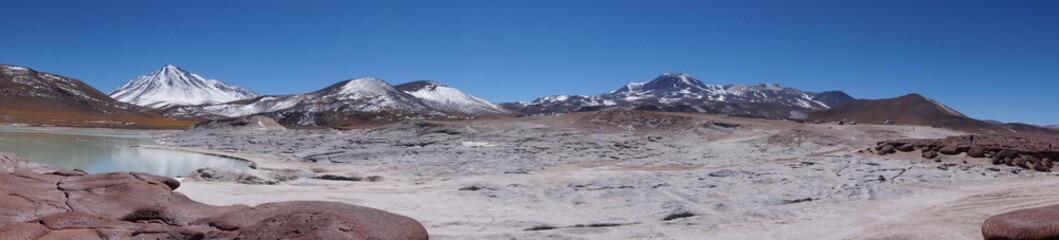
[{"x1": 130, "y1": 111, "x2": 1058, "y2": 239}]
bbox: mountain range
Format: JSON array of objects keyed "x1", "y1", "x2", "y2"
[
  {"x1": 501, "y1": 73, "x2": 853, "y2": 120},
  {"x1": 160, "y1": 76, "x2": 510, "y2": 123},
  {"x1": 0, "y1": 63, "x2": 1052, "y2": 133}
]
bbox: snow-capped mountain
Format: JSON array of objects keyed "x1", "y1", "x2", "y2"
[
  {"x1": 394, "y1": 81, "x2": 509, "y2": 116},
  {"x1": 165, "y1": 77, "x2": 513, "y2": 120},
  {"x1": 502, "y1": 73, "x2": 853, "y2": 119},
  {"x1": 109, "y1": 65, "x2": 260, "y2": 108},
  {"x1": 163, "y1": 77, "x2": 436, "y2": 119}
]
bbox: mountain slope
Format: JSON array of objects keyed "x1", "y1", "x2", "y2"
[
  {"x1": 502, "y1": 73, "x2": 853, "y2": 119},
  {"x1": 163, "y1": 77, "x2": 436, "y2": 119},
  {"x1": 109, "y1": 65, "x2": 259, "y2": 108},
  {"x1": 394, "y1": 81, "x2": 509, "y2": 116},
  {"x1": 0, "y1": 64, "x2": 194, "y2": 129},
  {"x1": 807, "y1": 94, "x2": 993, "y2": 130}
]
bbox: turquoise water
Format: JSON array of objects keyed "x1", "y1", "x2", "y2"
[{"x1": 0, "y1": 128, "x2": 249, "y2": 177}]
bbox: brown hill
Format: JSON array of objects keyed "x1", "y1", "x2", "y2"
[
  {"x1": 809, "y1": 94, "x2": 1059, "y2": 136},
  {"x1": 0, "y1": 64, "x2": 194, "y2": 129},
  {"x1": 808, "y1": 93, "x2": 994, "y2": 131}
]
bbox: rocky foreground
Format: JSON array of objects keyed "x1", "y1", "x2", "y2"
[
  {"x1": 872, "y1": 134, "x2": 1059, "y2": 172},
  {"x1": 0, "y1": 152, "x2": 427, "y2": 239},
  {"x1": 156, "y1": 111, "x2": 1059, "y2": 239}
]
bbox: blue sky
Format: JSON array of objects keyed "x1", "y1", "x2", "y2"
[{"x1": 1, "y1": 0, "x2": 1056, "y2": 125}]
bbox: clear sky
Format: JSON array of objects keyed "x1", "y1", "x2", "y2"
[{"x1": 1, "y1": 0, "x2": 1056, "y2": 125}]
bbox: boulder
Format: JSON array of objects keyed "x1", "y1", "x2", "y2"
[
  {"x1": 939, "y1": 143, "x2": 961, "y2": 155},
  {"x1": 1014, "y1": 157, "x2": 1029, "y2": 169},
  {"x1": 878, "y1": 145, "x2": 895, "y2": 155},
  {"x1": 0, "y1": 152, "x2": 427, "y2": 239},
  {"x1": 922, "y1": 150, "x2": 939, "y2": 159},
  {"x1": 200, "y1": 201, "x2": 427, "y2": 239},
  {"x1": 983, "y1": 204, "x2": 1059, "y2": 239},
  {"x1": 1024, "y1": 154, "x2": 1042, "y2": 164},
  {"x1": 897, "y1": 143, "x2": 915, "y2": 152},
  {"x1": 1033, "y1": 161, "x2": 1050, "y2": 172},
  {"x1": 185, "y1": 167, "x2": 296, "y2": 185},
  {"x1": 968, "y1": 146, "x2": 987, "y2": 158},
  {"x1": 991, "y1": 156, "x2": 1004, "y2": 165},
  {"x1": 997, "y1": 148, "x2": 1020, "y2": 159}
]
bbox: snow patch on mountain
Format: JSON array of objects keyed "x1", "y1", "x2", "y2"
[
  {"x1": 395, "y1": 81, "x2": 509, "y2": 115},
  {"x1": 924, "y1": 97, "x2": 967, "y2": 118}
]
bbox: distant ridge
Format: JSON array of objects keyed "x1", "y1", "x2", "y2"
[
  {"x1": 162, "y1": 77, "x2": 509, "y2": 127},
  {"x1": 502, "y1": 73, "x2": 853, "y2": 120}
]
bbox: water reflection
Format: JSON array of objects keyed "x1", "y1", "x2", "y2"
[{"x1": 0, "y1": 129, "x2": 249, "y2": 177}]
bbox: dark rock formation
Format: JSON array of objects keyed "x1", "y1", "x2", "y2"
[
  {"x1": 897, "y1": 143, "x2": 915, "y2": 152},
  {"x1": 189, "y1": 115, "x2": 287, "y2": 131},
  {"x1": 998, "y1": 148, "x2": 1020, "y2": 159},
  {"x1": 983, "y1": 204, "x2": 1059, "y2": 240},
  {"x1": 877, "y1": 145, "x2": 895, "y2": 155},
  {"x1": 968, "y1": 145, "x2": 986, "y2": 158},
  {"x1": 0, "y1": 152, "x2": 428, "y2": 239},
  {"x1": 873, "y1": 134, "x2": 1059, "y2": 172},
  {"x1": 186, "y1": 167, "x2": 297, "y2": 185},
  {"x1": 922, "y1": 150, "x2": 939, "y2": 159},
  {"x1": 939, "y1": 143, "x2": 960, "y2": 155}
]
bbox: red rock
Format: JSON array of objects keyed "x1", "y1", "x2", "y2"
[
  {"x1": 203, "y1": 201, "x2": 429, "y2": 240},
  {"x1": 0, "y1": 223, "x2": 50, "y2": 240},
  {"x1": 968, "y1": 146, "x2": 987, "y2": 158},
  {"x1": 0, "y1": 152, "x2": 428, "y2": 239},
  {"x1": 998, "y1": 148, "x2": 1020, "y2": 159},
  {"x1": 897, "y1": 143, "x2": 915, "y2": 152},
  {"x1": 983, "y1": 204, "x2": 1059, "y2": 239},
  {"x1": 878, "y1": 145, "x2": 895, "y2": 155},
  {"x1": 1014, "y1": 157, "x2": 1030, "y2": 169},
  {"x1": 939, "y1": 143, "x2": 960, "y2": 155},
  {"x1": 922, "y1": 151, "x2": 938, "y2": 159}
]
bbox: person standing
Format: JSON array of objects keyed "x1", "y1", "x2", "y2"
[{"x1": 969, "y1": 135, "x2": 975, "y2": 145}]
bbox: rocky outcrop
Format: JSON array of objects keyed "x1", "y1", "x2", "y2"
[
  {"x1": 983, "y1": 204, "x2": 1059, "y2": 240},
  {"x1": 868, "y1": 134, "x2": 1059, "y2": 172},
  {"x1": 0, "y1": 152, "x2": 428, "y2": 239},
  {"x1": 186, "y1": 167, "x2": 297, "y2": 185},
  {"x1": 189, "y1": 115, "x2": 287, "y2": 131}
]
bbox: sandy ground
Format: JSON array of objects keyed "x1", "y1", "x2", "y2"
[{"x1": 154, "y1": 112, "x2": 1059, "y2": 239}]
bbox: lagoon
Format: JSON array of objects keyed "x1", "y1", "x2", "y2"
[{"x1": 0, "y1": 128, "x2": 249, "y2": 177}]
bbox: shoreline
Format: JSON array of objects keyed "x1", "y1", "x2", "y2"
[
  {"x1": 0, "y1": 124, "x2": 180, "y2": 137},
  {"x1": 134, "y1": 144, "x2": 321, "y2": 175},
  {"x1": 136, "y1": 144, "x2": 263, "y2": 166}
]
